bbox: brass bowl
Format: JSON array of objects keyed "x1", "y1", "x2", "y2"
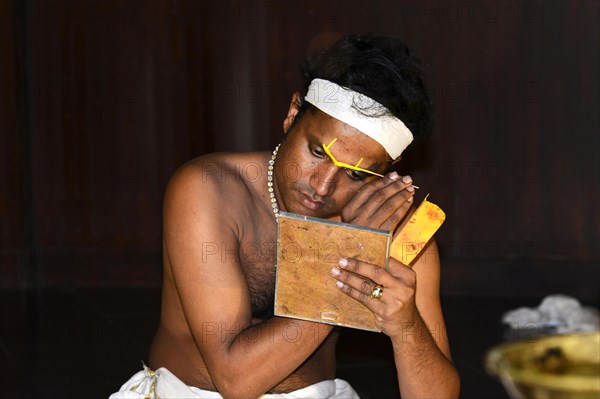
[{"x1": 485, "y1": 331, "x2": 600, "y2": 399}]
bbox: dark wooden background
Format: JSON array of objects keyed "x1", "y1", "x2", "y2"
[{"x1": 1, "y1": 0, "x2": 599, "y2": 300}]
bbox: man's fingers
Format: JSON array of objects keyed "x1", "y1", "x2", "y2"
[
  {"x1": 331, "y1": 262, "x2": 385, "y2": 307},
  {"x1": 337, "y1": 257, "x2": 388, "y2": 285},
  {"x1": 345, "y1": 171, "x2": 403, "y2": 209},
  {"x1": 386, "y1": 257, "x2": 417, "y2": 287},
  {"x1": 343, "y1": 173, "x2": 415, "y2": 227},
  {"x1": 335, "y1": 278, "x2": 382, "y2": 307},
  {"x1": 372, "y1": 190, "x2": 414, "y2": 231}
]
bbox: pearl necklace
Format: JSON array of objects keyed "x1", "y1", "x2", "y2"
[{"x1": 267, "y1": 144, "x2": 280, "y2": 218}]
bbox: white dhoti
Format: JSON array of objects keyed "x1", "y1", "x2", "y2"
[{"x1": 110, "y1": 364, "x2": 360, "y2": 399}]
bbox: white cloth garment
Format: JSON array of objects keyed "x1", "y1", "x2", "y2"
[
  {"x1": 110, "y1": 364, "x2": 360, "y2": 399},
  {"x1": 304, "y1": 78, "x2": 413, "y2": 159}
]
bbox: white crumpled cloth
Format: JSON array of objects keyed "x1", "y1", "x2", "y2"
[{"x1": 502, "y1": 294, "x2": 600, "y2": 334}]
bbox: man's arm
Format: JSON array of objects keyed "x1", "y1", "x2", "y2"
[
  {"x1": 164, "y1": 163, "x2": 333, "y2": 398},
  {"x1": 332, "y1": 239, "x2": 460, "y2": 398},
  {"x1": 390, "y1": 240, "x2": 460, "y2": 398},
  {"x1": 336, "y1": 172, "x2": 459, "y2": 397}
]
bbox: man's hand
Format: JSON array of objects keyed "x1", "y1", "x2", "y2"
[
  {"x1": 330, "y1": 256, "x2": 419, "y2": 338},
  {"x1": 330, "y1": 247, "x2": 460, "y2": 397},
  {"x1": 341, "y1": 171, "x2": 415, "y2": 232}
]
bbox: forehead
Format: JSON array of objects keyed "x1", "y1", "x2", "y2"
[{"x1": 299, "y1": 108, "x2": 388, "y2": 161}]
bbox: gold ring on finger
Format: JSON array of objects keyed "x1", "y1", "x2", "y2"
[{"x1": 371, "y1": 284, "x2": 384, "y2": 301}]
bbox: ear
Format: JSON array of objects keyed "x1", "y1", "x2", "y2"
[{"x1": 283, "y1": 92, "x2": 303, "y2": 134}]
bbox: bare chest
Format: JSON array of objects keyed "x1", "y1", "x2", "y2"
[{"x1": 239, "y1": 227, "x2": 279, "y2": 319}]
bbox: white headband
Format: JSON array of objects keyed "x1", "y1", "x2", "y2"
[{"x1": 304, "y1": 78, "x2": 413, "y2": 159}]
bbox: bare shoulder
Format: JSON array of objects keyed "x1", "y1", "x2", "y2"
[
  {"x1": 413, "y1": 238, "x2": 440, "y2": 271},
  {"x1": 161, "y1": 151, "x2": 271, "y2": 312},
  {"x1": 167, "y1": 152, "x2": 256, "y2": 198},
  {"x1": 164, "y1": 152, "x2": 268, "y2": 229}
]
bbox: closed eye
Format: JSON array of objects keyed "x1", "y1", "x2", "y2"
[
  {"x1": 346, "y1": 169, "x2": 368, "y2": 181},
  {"x1": 310, "y1": 145, "x2": 326, "y2": 158}
]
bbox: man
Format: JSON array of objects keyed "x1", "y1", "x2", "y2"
[{"x1": 111, "y1": 34, "x2": 460, "y2": 398}]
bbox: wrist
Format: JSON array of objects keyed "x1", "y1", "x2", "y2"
[{"x1": 390, "y1": 314, "x2": 429, "y2": 347}]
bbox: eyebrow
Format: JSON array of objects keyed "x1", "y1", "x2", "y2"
[{"x1": 322, "y1": 138, "x2": 385, "y2": 177}]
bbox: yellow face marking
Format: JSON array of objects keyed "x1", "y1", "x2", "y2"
[{"x1": 322, "y1": 138, "x2": 384, "y2": 178}]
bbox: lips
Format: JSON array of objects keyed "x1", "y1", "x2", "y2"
[{"x1": 299, "y1": 191, "x2": 325, "y2": 211}]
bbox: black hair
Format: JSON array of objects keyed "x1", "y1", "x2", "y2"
[{"x1": 296, "y1": 34, "x2": 431, "y2": 155}]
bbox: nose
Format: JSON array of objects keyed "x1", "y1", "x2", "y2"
[{"x1": 310, "y1": 163, "x2": 339, "y2": 197}]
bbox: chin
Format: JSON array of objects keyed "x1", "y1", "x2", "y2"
[{"x1": 291, "y1": 205, "x2": 337, "y2": 220}]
